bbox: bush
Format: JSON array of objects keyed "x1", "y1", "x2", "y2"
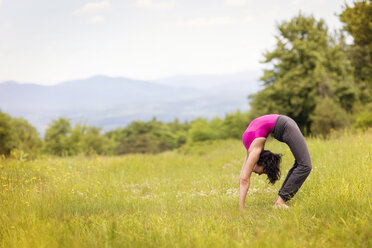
[
  {"x1": 353, "y1": 112, "x2": 372, "y2": 130},
  {"x1": 222, "y1": 110, "x2": 251, "y2": 139},
  {"x1": 11, "y1": 118, "x2": 42, "y2": 159},
  {"x1": 310, "y1": 98, "x2": 351, "y2": 136},
  {"x1": 188, "y1": 117, "x2": 226, "y2": 143},
  {"x1": 44, "y1": 118, "x2": 110, "y2": 156},
  {"x1": 114, "y1": 118, "x2": 179, "y2": 154}
]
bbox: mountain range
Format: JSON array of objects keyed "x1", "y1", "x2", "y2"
[{"x1": 0, "y1": 71, "x2": 261, "y2": 136}]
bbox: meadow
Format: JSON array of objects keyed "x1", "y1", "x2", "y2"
[{"x1": 0, "y1": 131, "x2": 371, "y2": 247}]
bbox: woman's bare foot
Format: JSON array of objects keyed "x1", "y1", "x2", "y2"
[
  {"x1": 273, "y1": 196, "x2": 289, "y2": 209},
  {"x1": 273, "y1": 202, "x2": 289, "y2": 209}
]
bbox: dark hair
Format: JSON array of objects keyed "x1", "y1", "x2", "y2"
[{"x1": 257, "y1": 150, "x2": 282, "y2": 184}]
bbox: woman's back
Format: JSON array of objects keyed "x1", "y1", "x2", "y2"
[{"x1": 242, "y1": 114, "x2": 279, "y2": 150}]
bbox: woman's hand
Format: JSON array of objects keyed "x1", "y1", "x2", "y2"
[{"x1": 239, "y1": 177, "x2": 250, "y2": 209}]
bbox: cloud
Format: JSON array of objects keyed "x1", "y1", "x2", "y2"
[
  {"x1": 0, "y1": 0, "x2": 3, "y2": 6},
  {"x1": 177, "y1": 16, "x2": 251, "y2": 28},
  {"x1": 90, "y1": 15, "x2": 105, "y2": 23},
  {"x1": 74, "y1": 1, "x2": 111, "y2": 15},
  {"x1": 225, "y1": 0, "x2": 248, "y2": 6},
  {"x1": 178, "y1": 17, "x2": 235, "y2": 27},
  {"x1": 291, "y1": 0, "x2": 301, "y2": 4},
  {"x1": 135, "y1": 0, "x2": 175, "y2": 11}
]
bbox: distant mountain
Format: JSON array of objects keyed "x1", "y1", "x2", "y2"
[
  {"x1": 154, "y1": 70, "x2": 262, "y2": 92},
  {"x1": 0, "y1": 75, "x2": 203, "y2": 109},
  {"x1": 0, "y1": 73, "x2": 260, "y2": 136}
]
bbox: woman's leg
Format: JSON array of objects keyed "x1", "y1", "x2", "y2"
[
  {"x1": 278, "y1": 160, "x2": 297, "y2": 193},
  {"x1": 278, "y1": 119, "x2": 312, "y2": 202}
]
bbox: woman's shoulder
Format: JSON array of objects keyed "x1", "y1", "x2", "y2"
[{"x1": 247, "y1": 137, "x2": 266, "y2": 153}]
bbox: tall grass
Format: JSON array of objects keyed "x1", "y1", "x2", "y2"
[{"x1": 0, "y1": 131, "x2": 371, "y2": 247}]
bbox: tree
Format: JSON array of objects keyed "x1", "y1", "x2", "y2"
[
  {"x1": 68, "y1": 123, "x2": 85, "y2": 155},
  {"x1": 249, "y1": 13, "x2": 355, "y2": 134},
  {"x1": 11, "y1": 118, "x2": 42, "y2": 158},
  {"x1": 0, "y1": 111, "x2": 43, "y2": 157},
  {"x1": 81, "y1": 126, "x2": 109, "y2": 155},
  {"x1": 310, "y1": 97, "x2": 350, "y2": 136},
  {"x1": 188, "y1": 117, "x2": 226, "y2": 142},
  {"x1": 0, "y1": 111, "x2": 16, "y2": 155},
  {"x1": 222, "y1": 110, "x2": 251, "y2": 139},
  {"x1": 44, "y1": 118, "x2": 72, "y2": 156},
  {"x1": 114, "y1": 118, "x2": 178, "y2": 154},
  {"x1": 167, "y1": 119, "x2": 190, "y2": 147},
  {"x1": 45, "y1": 119, "x2": 110, "y2": 156},
  {"x1": 340, "y1": 0, "x2": 372, "y2": 103}
]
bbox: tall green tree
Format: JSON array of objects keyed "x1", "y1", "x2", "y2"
[
  {"x1": 340, "y1": 0, "x2": 372, "y2": 103},
  {"x1": 249, "y1": 13, "x2": 355, "y2": 134},
  {"x1": 44, "y1": 118, "x2": 72, "y2": 156},
  {"x1": 11, "y1": 118, "x2": 42, "y2": 158},
  {"x1": 81, "y1": 126, "x2": 109, "y2": 155}
]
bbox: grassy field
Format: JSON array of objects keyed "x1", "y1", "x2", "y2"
[{"x1": 1, "y1": 131, "x2": 371, "y2": 247}]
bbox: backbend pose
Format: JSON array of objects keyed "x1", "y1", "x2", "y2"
[{"x1": 239, "y1": 114, "x2": 312, "y2": 209}]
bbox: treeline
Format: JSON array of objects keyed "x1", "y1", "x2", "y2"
[{"x1": 0, "y1": 110, "x2": 250, "y2": 158}]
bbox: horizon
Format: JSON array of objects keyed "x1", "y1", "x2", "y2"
[
  {"x1": 0, "y1": 0, "x2": 353, "y2": 86},
  {"x1": 0, "y1": 69, "x2": 262, "y2": 87}
]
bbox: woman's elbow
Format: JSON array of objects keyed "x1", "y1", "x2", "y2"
[{"x1": 239, "y1": 177, "x2": 250, "y2": 187}]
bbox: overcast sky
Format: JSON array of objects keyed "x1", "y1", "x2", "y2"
[{"x1": 0, "y1": 0, "x2": 353, "y2": 85}]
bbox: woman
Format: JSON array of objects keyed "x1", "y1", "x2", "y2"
[{"x1": 239, "y1": 114, "x2": 312, "y2": 209}]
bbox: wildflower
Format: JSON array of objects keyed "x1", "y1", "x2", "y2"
[
  {"x1": 11, "y1": 226, "x2": 15, "y2": 229},
  {"x1": 197, "y1": 191, "x2": 207, "y2": 197}
]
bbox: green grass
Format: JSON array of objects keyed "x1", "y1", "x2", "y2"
[{"x1": 1, "y1": 131, "x2": 371, "y2": 247}]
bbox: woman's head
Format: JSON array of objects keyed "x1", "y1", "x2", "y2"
[{"x1": 257, "y1": 150, "x2": 282, "y2": 184}]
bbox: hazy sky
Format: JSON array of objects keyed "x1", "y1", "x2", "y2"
[{"x1": 0, "y1": 0, "x2": 353, "y2": 85}]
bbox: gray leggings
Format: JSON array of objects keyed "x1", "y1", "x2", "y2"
[{"x1": 272, "y1": 115, "x2": 312, "y2": 201}]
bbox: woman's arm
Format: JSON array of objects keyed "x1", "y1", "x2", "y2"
[{"x1": 239, "y1": 147, "x2": 261, "y2": 209}]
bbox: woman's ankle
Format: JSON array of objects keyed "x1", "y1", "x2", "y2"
[{"x1": 275, "y1": 195, "x2": 286, "y2": 204}]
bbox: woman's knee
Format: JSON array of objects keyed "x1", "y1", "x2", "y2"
[
  {"x1": 298, "y1": 161, "x2": 312, "y2": 173},
  {"x1": 304, "y1": 162, "x2": 312, "y2": 173}
]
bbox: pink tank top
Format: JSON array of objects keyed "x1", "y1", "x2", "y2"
[{"x1": 242, "y1": 114, "x2": 279, "y2": 151}]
